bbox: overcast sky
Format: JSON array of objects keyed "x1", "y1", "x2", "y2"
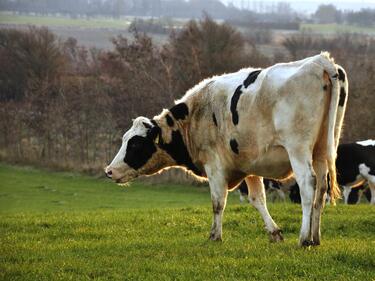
[{"x1": 221, "y1": 0, "x2": 375, "y2": 13}]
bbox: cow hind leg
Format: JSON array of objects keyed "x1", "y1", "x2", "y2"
[
  {"x1": 359, "y1": 166, "x2": 375, "y2": 205},
  {"x1": 342, "y1": 186, "x2": 352, "y2": 204},
  {"x1": 287, "y1": 148, "x2": 316, "y2": 247},
  {"x1": 311, "y1": 159, "x2": 328, "y2": 245},
  {"x1": 245, "y1": 176, "x2": 283, "y2": 242}
]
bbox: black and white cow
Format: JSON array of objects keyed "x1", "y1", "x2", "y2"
[
  {"x1": 338, "y1": 140, "x2": 375, "y2": 204},
  {"x1": 345, "y1": 185, "x2": 372, "y2": 204},
  {"x1": 105, "y1": 53, "x2": 348, "y2": 246},
  {"x1": 286, "y1": 140, "x2": 375, "y2": 204}
]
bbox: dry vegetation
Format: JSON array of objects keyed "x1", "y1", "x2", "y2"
[{"x1": 0, "y1": 17, "x2": 374, "y2": 179}]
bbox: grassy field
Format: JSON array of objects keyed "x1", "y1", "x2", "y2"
[
  {"x1": 0, "y1": 12, "x2": 170, "y2": 48},
  {"x1": 0, "y1": 12, "x2": 132, "y2": 29},
  {"x1": 2, "y1": 12, "x2": 375, "y2": 35},
  {"x1": 300, "y1": 23, "x2": 375, "y2": 34},
  {"x1": 1, "y1": 164, "x2": 375, "y2": 280}
]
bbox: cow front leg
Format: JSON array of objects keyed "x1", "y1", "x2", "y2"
[
  {"x1": 209, "y1": 190, "x2": 228, "y2": 241},
  {"x1": 245, "y1": 176, "x2": 283, "y2": 242},
  {"x1": 205, "y1": 164, "x2": 228, "y2": 241}
]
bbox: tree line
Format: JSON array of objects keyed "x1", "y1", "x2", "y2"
[
  {"x1": 314, "y1": 4, "x2": 375, "y2": 26},
  {"x1": 0, "y1": 0, "x2": 300, "y2": 27},
  {"x1": 2, "y1": 1, "x2": 375, "y2": 27},
  {"x1": 0, "y1": 17, "x2": 374, "y2": 176}
]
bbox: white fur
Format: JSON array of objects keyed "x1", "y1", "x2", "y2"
[
  {"x1": 357, "y1": 139, "x2": 375, "y2": 146},
  {"x1": 108, "y1": 117, "x2": 151, "y2": 169}
]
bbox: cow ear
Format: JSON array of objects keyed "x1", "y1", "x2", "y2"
[{"x1": 147, "y1": 125, "x2": 161, "y2": 144}]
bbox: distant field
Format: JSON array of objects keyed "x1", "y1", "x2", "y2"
[
  {"x1": 1, "y1": 164, "x2": 375, "y2": 280},
  {"x1": 301, "y1": 23, "x2": 375, "y2": 34},
  {"x1": 0, "y1": 12, "x2": 132, "y2": 29},
  {"x1": 0, "y1": 12, "x2": 170, "y2": 48},
  {"x1": 2, "y1": 13, "x2": 374, "y2": 50},
  {"x1": 1, "y1": 12, "x2": 375, "y2": 35}
]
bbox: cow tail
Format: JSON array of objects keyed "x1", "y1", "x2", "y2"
[
  {"x1": 329, "y1": 65, "x2": 348, "y2": 204},
  {"x1": 334, "y1": 65, "x2": 348, "y2": 149},
  {"x1": 322, "y1": 53, "x2": 342, "y2": 205}
]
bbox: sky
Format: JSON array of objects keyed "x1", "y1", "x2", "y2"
[{"x1": 221, "y1": 0, "x2": 375, "y2": 13}]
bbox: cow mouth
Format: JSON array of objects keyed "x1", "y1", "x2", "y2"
[{"x1": 115, "y1": 174, "x2": 138, "y2": 185}]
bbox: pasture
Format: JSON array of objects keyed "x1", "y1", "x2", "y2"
[
  {"x1": 0, "y1": 12, "x2": 132, "y2": 29},
  {"x1": 0, "y1": 164, "x2": 375, "y2": 280},
  {"x1": 300, "y1": 23, "x2": 375, "y2": 35},
  {"x1": 3, "y1": 12, "x2": 375, "y2": 36}
]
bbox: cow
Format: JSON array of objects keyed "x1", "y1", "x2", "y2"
[
  {"x1": 105, "y1": 52, "x2": 348, "y2": 247},
  {"x1": 238, "y1": 178, "x2": 295, "y2": 202},
  {"x1": 344, "y1": 185, "x2": 372, "y2": 204},
  {"x1": 338, "y1": 140, "x2": 375, "y2": 204},
  {"x1": 285, "y1": 140, "x2": 375, "y2": 205}
]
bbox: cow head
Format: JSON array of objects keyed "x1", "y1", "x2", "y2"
[{"x1": 105, "y1": 116, "x2": 174, "y2": 184}]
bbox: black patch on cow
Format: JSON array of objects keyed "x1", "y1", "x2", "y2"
[
  {"x1": 347, "y1": 188, "x2": 360, "y2": 204},
  {"x1": 169, "y1": 103, "x2": 189, "y2": 120},
  {"x1": 151, "y1": 120, "x2": 158, "y2": 126},
  {"x1": 147, "y1": 124, "x2": 161, "y2": 143},
  {"x1": 339, "y1": 87, "x2": 346, "y2": 106},
  {"x1": 364, "y1": 188, "x2": 372, "y2": 202},
  {"x1": 289, "y1": 183, "x2": 301, "y2": 204},
  {"x1": 230, "y1": 139, "x2": 239, "y2": 154},
  {"x1": 338, "y1": 68, "x2": 346, "y2": 82},
  {"x1": 264, "y1": 179, "x2": 281, "y2": 191},
  {"x1": 159, "y1": 130, "x2": 202, "y2": 176},
  {"x1": 124, "y1": 135, "x2": 156, "y2": 170},
  {"x1": 142, "y1": 122, "x2": 152, "y2": 129},
  {"x1": 212, "y1": 113, "x2": 218, "y2": 127},
  {"x1": 166, "y1": 114, "x2": 174, "y2": 127},
  {"x1": 230, "y1": 85, "x2": 243, "y2": 125},
  {"x1": 243, "y1": 70, "x2": 262, "y2": 88},
  {"x1": 238, "y1": 181, "x2": 248, "y2": 195}
]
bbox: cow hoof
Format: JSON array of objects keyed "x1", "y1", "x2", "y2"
[
  {"x1": 311, "y1": 240, "x2": 320, "y2": 246},
  {"x1": 209, "y1": 233, "x2": 222, "y2": 241},
  {"x1": 300, "y1": 240, "x2": 314, "y2": 247},
  {"x1": 269, "y1": 229, "x2": 284, "y2": 243}
]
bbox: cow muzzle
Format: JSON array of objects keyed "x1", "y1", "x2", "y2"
[
  {"x1": 104, "y1": 165, "x2": 138, "y2": 184},
  {"x1": 104, "y1": 166, "x2": 114, "y2": 179}
]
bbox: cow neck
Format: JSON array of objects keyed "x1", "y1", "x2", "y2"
[{"x1": 155, "y1": 112, "x2": 202, "y2": 177}]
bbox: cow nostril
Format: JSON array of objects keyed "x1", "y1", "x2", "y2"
[{"x1": 106, "y1": 170, "x2": 113, "y2": 178}]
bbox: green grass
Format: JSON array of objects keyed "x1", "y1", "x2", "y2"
[
  {"x1": 1, "y1": 164, "x2": 375, "y2": 280},
  {"x1": 0, "y1": 164, "x2": 211, "y2": 213},
  {"x1": 300, "y1": 23, "x2": 375, "y2": 34},
  {"x1": 0, "y1": 12, "x2": 131, "y2": 29}
]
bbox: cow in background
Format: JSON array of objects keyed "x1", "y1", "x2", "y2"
[
  {"x1": 338, "y1": 140, "x2": 375, "y2": 204},
  {"x1": 238, "y1": 178, "x2": 296, "y2": 202}
]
